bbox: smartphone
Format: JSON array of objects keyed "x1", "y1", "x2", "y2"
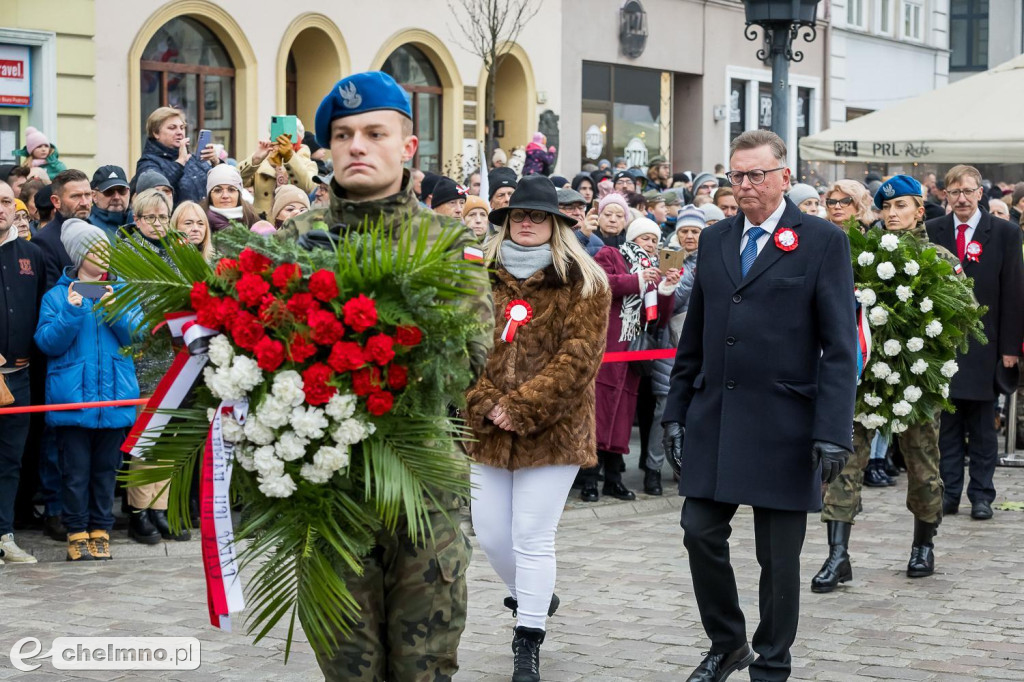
[
  {"x1": 196, "y1": 129, "x2": 212, "y2": 152},
  {"x1": 270, "y1": 115, "x2": 298, "y2": 144},
  {"x1": 72, "y1": 282, "x2": 108, "y2": 300}
]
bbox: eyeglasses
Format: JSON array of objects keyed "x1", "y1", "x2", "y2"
[
  {"x1": 509, "y1": 209, "x2": 550, "y2": 224},
  {"x1": 824, "y1": 197, "x2": 854, "y2": 208},
  {"x1": 726, "y1": 167, "x2": 786, "y2": 186},
  {"x1": 946, "y1": 187, "x2": 980, "y2": 199},
  {"x1": 141, "y1": 214, "x2": 170, "y2": 225},
  {"x1": 102, "y1": 187, "x2": 129, "y2": 197}
]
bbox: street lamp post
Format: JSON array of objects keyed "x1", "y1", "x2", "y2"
[{"x1": 743, "y1": 0, "x2": 821, "y2": 147}]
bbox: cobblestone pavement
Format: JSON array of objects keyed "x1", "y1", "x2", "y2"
[{"x1": 2, "y1": 458, "x2": 1023, "y2": 681}]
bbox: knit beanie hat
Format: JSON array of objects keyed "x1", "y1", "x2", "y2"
[
  {"x1": 626, "y1": 217, "x2": 661, "y2": 243},
  {"x1": 206, "y1": 164, "x2": 244, "y2": 195},
  {"x1": 700, "y1": 203, "x2": 726, "y2": 223},
  {"x1": 598, "y1": 192, "x2": 630, "y2": 217},
  {"x1": 14, "y1": 198, "x2": 27, "y2": 214},
  {"x1": 61, "y1": 218, "x2": 110, "y2": 269},
  {"x1": 692, "y1": 172, "x2": 718, "y2": 193},
  {"x1": 463, "y1": 194, "x2": 489, "y2": 216},
  {"x1": 531, "y1": 132, "x2": 546, "y2": 146},
  {"x1": 788, "y1": 183, "x2": 819, "y2": 207},
  {"x1": 136, "y1": 169, "x2": 172, "y2": 195},
  {"x1": 25, "y1": 127, "x2": 49, "y2": 154},
  {"x1": 271, "y1": 184, "x2": 310, "y2": 222},
  {"x1": 676, "y1": 204, "x2": 706, "y2": 230}
]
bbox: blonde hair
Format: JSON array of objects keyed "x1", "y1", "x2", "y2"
[
  {"x1": 484, "y1": 216, "x2": 609, "y2": 299},
  {"x1": 132, "y1": 188, "x2": 172, "y2": 217},
  {"x1": 944, "y1": 164, "x2": 983, "y2": 189},
  {"x1": 827, "y1": 180, "x2": 875, "y2": 224},
  {"x1": 146, "y1": 107, "x2": 185, "y2": 139},
  {"x1": 172, "y1": 201, "x2": 214, "y2": 261}
]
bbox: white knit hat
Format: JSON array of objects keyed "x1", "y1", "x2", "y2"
[
  {"x1": 206, "y1": 164, "x2": 244, "y2": 196},
  {"x1": 626, "y1": 217, "x2": 661, "y2": 243}
]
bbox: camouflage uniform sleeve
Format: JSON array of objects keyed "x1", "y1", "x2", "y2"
[{"x1": 451, "y1": 223, "x2": 493, "y2": 381}]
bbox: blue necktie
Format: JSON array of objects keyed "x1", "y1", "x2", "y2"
[{"x1": 741, "y1": 226, "x2": 765, "y2": 277}]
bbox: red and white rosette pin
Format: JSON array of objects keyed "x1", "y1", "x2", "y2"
[
  {"x1": 501, "y1": 300, "x2": 533, "y2": 343},
  {"x1": 774, "y1": 227, "x2": 798, "y2": 252},
  {"x1": 965, "y1": 240, "x2": 982, "y2": 263}
]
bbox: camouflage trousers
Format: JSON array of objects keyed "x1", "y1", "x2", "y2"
[
  {"x1": 311, "y1": 510, "x2": 471, "y2": 682},
  {"x1": 822, "y1": 418, "x2": 944, "y2": 525}
]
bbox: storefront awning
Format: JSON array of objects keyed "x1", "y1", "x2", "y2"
[{"x1": 799, "y1": 53, "x2": 1024, "y2": 163}]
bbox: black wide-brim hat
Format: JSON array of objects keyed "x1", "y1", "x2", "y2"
[{"x1": 488, "y1": 175, "x2": 578, "y2": 226}]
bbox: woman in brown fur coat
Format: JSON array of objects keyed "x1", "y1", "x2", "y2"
[{"x1": 464, "y1": 176, "x2": 611, "y2": 681}]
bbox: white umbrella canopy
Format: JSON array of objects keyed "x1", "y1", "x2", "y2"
[{"x1": 800, "y1": 54, "x2": 1024, "y2": 163}]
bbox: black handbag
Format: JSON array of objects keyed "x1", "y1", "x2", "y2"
[{"x1": 627, "y1": 323, "x2": 659, "y2": 377}]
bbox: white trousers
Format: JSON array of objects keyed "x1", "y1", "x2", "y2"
[{"x1": 470, "y1": 463, "x2": 579, "y2": 630}]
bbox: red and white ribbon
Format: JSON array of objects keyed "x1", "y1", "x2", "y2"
[
  {"x1": 643, "y1": 286, "x2": 659, "y2": 322},
  {"x1": 201, "y1": 400, "x2": 247, "y2": 631},
  {"x1": 965, "y1": 240, "x2": 982, "y2": 263},
  {"x1": 501, "y1": 300, "x2": 533, "y2": 343}
]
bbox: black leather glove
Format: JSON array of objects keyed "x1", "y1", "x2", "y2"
[
  {"x1": 663, "y1": 422, "x2": 684, "y2": 475},
  {"x1": 812, "y1": 440, "x2": 850, "y2": 484}
]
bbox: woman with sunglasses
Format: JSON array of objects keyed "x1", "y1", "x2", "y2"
[
  {"x1": 825, "y1": 180, "x2": 876, "y2": 231},
  {"x1": 465, "y1": 176, "x2": 611, "y2": 682}
]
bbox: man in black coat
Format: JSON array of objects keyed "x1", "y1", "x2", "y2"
[
  {"x1": 31, "y1": 168, "x2": 92, "y2": 288},
  {"x1": 926, "y1": 165, "x2": 1024, "y2": 521},
  {"x1": 663, "y1": 130, "x2": 858, "y2": 682}
]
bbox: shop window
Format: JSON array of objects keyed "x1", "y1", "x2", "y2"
[
  {"x1": 382, "y1": 45, "x2": 442, "y2": 172},
  {"x1": 580, "y1": 62, "x2": 668, "y2": 167},
  {"x1": 729, "y1": 79, "x2": 747, "y2": 142}
]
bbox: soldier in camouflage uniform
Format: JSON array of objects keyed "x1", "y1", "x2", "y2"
[
  {"x1": 276, "y1": 71, "x2": 493, "y2": 682},
  {"x1": 813, "y1": 176, "x2": 965, "y2": 592}
]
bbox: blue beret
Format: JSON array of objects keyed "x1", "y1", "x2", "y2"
[
  {"x1": 874, "y1": 174, "x2": 923, "y2": 209},
  {"x1": 314, "y1": 71, "x2": 413, "y2": 148}
]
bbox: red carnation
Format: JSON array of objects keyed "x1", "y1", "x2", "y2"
[
  {"x1": 190, "y1": 281, "x2": 212, "y2": 311},
  {"x1": 239, "y1": 248, "x2": 272, "y2": 274},
  {"x1": 366, "y1": 390, "x2": 394, "y2": 416},
  {"x1": 196, "y1": 298, "x2": 222, "y2": 329},
  {"x1": 253, "y1": 337, "x2": 286, "y2": 372},
  {"x1": 236, "y1": 272, "x2": 270, "y2": 307},
  {"x1": 215, "y1": 297, "x2": 240, "y2": 327},
  {"x1": 287, "y1": 333, "x2": 318, "y2": 363},
  {"x1": 307, "y1": 308, "x2": 345, "y2": 346},
  {"x1": 343, "y1": 294, "x2": 378, "y2": 333},
  {"x1": 351, "y1": 366, "x2": 381, "y2": 396},
  {"x1": 231, "y1": 312, "x2": 266, "y2": 351},
  {"x1": 215, "y1": 258, "x2": 240, "y2": 278},
  {"x1": 386, "y1": 364, "x2": 408, "y2": 390},
  {"x1": 286, "y1": 292, "x2": 318, "y2": 318},
  {"x1": 364, "y1": 334, "x2": 395, "y2": 366},
  {"x1": 328, "y1": 341, "x2": 367, "y2": 373},
  {"x1": 309, "y1": 270, "x2": 340, "y2": 302},
  {"x1": 272, "y1": 263, "x2": 302, "y2": 291},
  {"x1": 302, "y1": 363, "x2": 337, "y2": 405},
  {"x1": 395, "y1": 325, "x2": 423, "y2": 347}
]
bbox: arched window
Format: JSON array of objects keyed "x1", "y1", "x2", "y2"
[
  {"x1": 140, "y1": 17, "x2": 235, "y2": 153},
  {"x1": 382, "y1": 45, "x2": 442, "y2": 172}
]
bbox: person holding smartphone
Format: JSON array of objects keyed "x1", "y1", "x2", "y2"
[
  {"x1": 238, "y1": 116, "x2": 317, "y2": 218},
  {"x1": 132, "y1": 107, "x2": 214, "y2": 205},
  {"x1": 34, "y1": 220, "x2": 144, "y2": 562}
]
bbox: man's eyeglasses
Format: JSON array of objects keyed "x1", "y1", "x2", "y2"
[
  {"x1": 102, "y1": 186, "x2": 129, "y2": 197},
  {"x1": 141, "y1": 214, "x2": 170, "y2": 225},
  {"x1": 946, "y1": 187, "x2": 980, "y2": 199},
  {"x1": 725, "y1": 167, "x2": 786, "y2": 186},
  {"x1": 825, "y1": 197, "x2": 854, "y2": 208},
  {"x1": 510, "y1": 209, "x2": 550, "y2": 224}
]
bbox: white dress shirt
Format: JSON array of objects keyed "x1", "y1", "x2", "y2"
[
  {"x1": 954, "y1": 208, "x2": 981, "y2": 244},
  {"x1": 740, "y1": 198, "x2": 787, "y2": 256}
]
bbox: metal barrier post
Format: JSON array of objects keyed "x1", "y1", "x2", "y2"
[{"x1": 1000, "y1": 391, "x2": 1022, "y2": 466}]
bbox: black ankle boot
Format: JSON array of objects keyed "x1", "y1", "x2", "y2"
[
  {"x1": 643, "y1": 469, "x2": 663, "y2": 496},
  {"x1": 511, "y1": 626, "x2": 545, "y2": 682},
  {"x1": 810, "y1": 521, "x2": 853, "y2": 593},
  {"x1": 127, "y1": 507, "x2": 161, "y2": 545},
  {"x1": 907, "y1": 518, "x2": 937, "y2": 578},
  {"x1": 149, "y1": 509, "x2": 191, "y2": 541},
  {"x1": 504, "y1": 594, "x2": 560, "y2": 618}
]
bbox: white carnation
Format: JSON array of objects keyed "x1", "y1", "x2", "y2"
[
  {"x1": 880, "y1": 233, "x2": 899, "y2": 251},
  {"x1": 221, "y1": 414, "x2": 245, "y2": 443},
  {"x1": 871, "y1": 362, "x2": 892, "y2": 379},
  {"x1": 906, "y1": 337, "x2": 924, "y2": 352},
  {"x1": 313, "y1": 445, "x2": 350, "y2": 472},
  {"x1": 904, "y1": 386, "x2": 923, "y2": 403},
  {"x1": 208, "y1": 334, "x2": 234, "y2": 367},
  {"x1": 291, "y1": 406, "x2": 329, "y2": 440},
  {"x1": 925, "y1": 320, "x2": 943, "y2": 338},
  {"x1": 904, "y1": 260, "x2": 920, "y2": 276},
  {"x1": 886, "y1": 371, "x2": 902, "y2": 385},
  {"x1": 864, "y1": 413, "x2": 887, "y2": 429},
  {"x1": 857, "y1": 288, "x2": 877, "y2": 306},
  {"x1": 275, "y1": 431, "x2": 309, "y2": 462},
  {"x1": 910, "y1": 359, "x2": 928, "y2": 375},
  {"x1": 258, "y1": 473, "x2": 297, "y2": 498},
  {"x1": 940, "y1": 383, "x2": 949, "y2": 398},
  {"x1": 920, "y1": 297, "x2": 933, "y2": 313},
  {"x1": 243, "y1": 415, "x2": 275, "y2": 445},
  {"x1": 253, "y1": 445, "x2": 283, "y2": 478},
  {"x1": 892, "y1": 401, "x2": 913, "y2": 417},
  {"x1": 229, "y1": 355, "x2": 263, "y2": 393},
  {"x1": 299, "y1": 463, "x2": 333, "y2": 484},
  {"x1": 857, "y1": 251, "x2": 875, "y2": 266},
  {"x1": 883, "y1": 340, "x2": 902, "y2": 357},
  {"x1": 206, "y1": 407, "x2": 216, "y2": 422},
  {"x1": 876, "y1": 262, "x2": 897, "y2": 280},
  {"x1": 891, "y1": 420, "x2": 909, "y2": 434},
  {"x1": 868, "y1": 306, "x2": 889, "y2": 326},
  {"x1": 204, "y1": 365, "x2": 241, "y2": 400},
  {"x1": 272, "y1": 370, "x2": 306, "y2": 407},
  {"x1": 333, "y1": 418, "x2": 370, "y2": 446},
  {"x1": 325, "y1": 393, "x2": 358, "y2": 421},
  {"x1": 940, "y1": 359, "x2": 959, "y2": 378},
  {"x1": 234, "y1": 444, "x2": 257, "y2": 472},
  {"x1": 864, "y1": 394, "x2": 883, "y2": 407},
  {"x1": 256, "y1": 396, "x2": 290, "y2": 429},
  {"x1": 896, "y1": 286, "x2": 913, "y2": 303}
]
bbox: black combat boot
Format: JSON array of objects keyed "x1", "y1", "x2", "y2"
[
  {"x1": 907, "y1": 517, "x2": 937, "y2": 578},
  {"x1": 810, "y1": 521, "x2": 853, "y2": 593},
  {"x1": 511, "y1": 626, "x2": 545, "y2": 682},
  {"x1": 503, "y1": 594, "x2": 560, "y2": 618},
  {"x1": 643, "y1": 468, "x2": 663, "y2": 496},
  {"x1": 127, "y1": 506, "x2": 161, "y2": 545}
]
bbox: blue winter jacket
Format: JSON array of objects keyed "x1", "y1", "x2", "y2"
[
  {"x1": 34, "y1": 270, "x2": 145, "y2": 429},
  {"x1": 132, "y1": 138, "x2": 211, "y2": 205}
]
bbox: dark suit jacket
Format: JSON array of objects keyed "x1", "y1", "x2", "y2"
[
  {"x1": 663, "y1": 198, "x2": 858, "y2": 512},
  {"x1": 32, "y1": 213, "x2": 72, "y2": 289},
  {"x1": 926, "y1": 211, "x2": 1024, "y2": 401}
]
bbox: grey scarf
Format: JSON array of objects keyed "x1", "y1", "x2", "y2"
[{"x1": 500, "y1": 240, "x2": 553, "y2": 280}]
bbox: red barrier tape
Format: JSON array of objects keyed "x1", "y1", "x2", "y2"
[{"x1": 0, "y1": 349, "x2": 677, "y2": 415}]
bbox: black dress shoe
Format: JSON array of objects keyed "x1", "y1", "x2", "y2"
[
  {"x1": 863, "y1": 460, "x2": 894, "y2": 487},
  {"x1": 580, "y1": 483, "x2": 599, "y2": 502},
  {"x1": 602, "y1": 480, "x2": 636, "y2": 501},
  {"x1": 971, "y1": 500, "x2": 993, "y2": 520},
  {"x1": 149, "y1": 509, "x2": 191, "y2": 541},
  {"x1": 686, "y1": 643, "x2": 755, "y2": 682},
  {"x1": 127, "y1": 507, "x2": 162, "y2": 545},
  {"x1": 43, "y1": 515, "x2": 67, "y2": 542},
  {"x1": 907, "y1": 518, "x2": 937, "y2": 578},
  {"x1": 643, "y1": 469, "x2": 663, "y2": 496},
  {"x1": 942, "y1": 499, "x2": 959, "y2": 516}
]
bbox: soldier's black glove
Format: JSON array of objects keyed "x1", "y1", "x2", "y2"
[
  {"x1": 663, "y1": 422, "x2": 684, "y2": 475},
  {"x1": 812, "y1": 441, "x2": 850, "y2": 484}
]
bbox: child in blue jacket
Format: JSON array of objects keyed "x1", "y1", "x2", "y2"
[{"x1": 34, "y1": 219, "x2": 143, "y2": 562}]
